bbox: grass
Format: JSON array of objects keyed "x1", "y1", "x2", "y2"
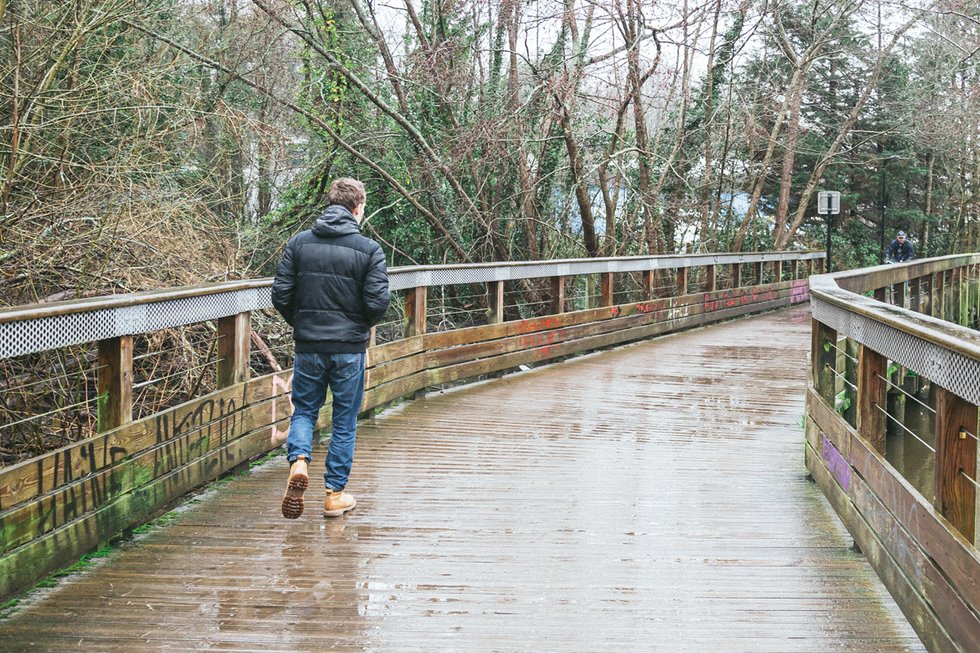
[
  {"x1": 131, "y1": 508, "x2": 184, "y2": 535},
  {"x1": 0, "y1": 546, "x2": 114, "y2": 619},
  {"x1": 249, "y1": 448, "x2": 284, "y2": 469}
]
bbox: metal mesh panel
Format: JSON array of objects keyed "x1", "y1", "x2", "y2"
[
  {"x1": 811, "y1": 297, "x2": 980, "y2": 405},
  {"x1": 0, "y1": 288, "x2": 271, "y2": 359}
]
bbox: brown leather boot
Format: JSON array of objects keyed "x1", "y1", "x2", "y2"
[
  {"x1": 281, "y1": 459, "x2": 309, "y2": 519},
  {"x1": 323, "y1": 489, "x2": 356, "y2": 518}
]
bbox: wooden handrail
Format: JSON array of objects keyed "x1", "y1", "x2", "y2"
[
  {"x1": 809, "y1": 254, "x2": 980, "y2": 366},
  {"x1": 805, "y1": 253, "x2": 980, "y2": 653},
  {"x1": 0, "y1": 251, "x2": 823, "y2": 326},
  {"x1": 0, "y1": 252, "x2": 820, "y2": 602}
]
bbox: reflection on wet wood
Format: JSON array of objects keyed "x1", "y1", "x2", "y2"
[{"x1": 0, "y1": 308, "x2": 924, "y2": 651}]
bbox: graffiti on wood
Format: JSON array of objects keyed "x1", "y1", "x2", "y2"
[
  {"x1": 703, "y1": 286, "x2": 780, "y2": 313},
  {"x1": 821, "y1": 433, "x2": 852, "y2": 492},
  {"x1": 790, "y1": 280, "x2": 809, "y2": 304}
]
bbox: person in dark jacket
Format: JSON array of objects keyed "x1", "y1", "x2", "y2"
[
  {"x1": 886, "y1": 231, "x2": 915, "y2": 263},
  {"x1": 272, "y1": 178, "x2": 390, "y2": 519}
]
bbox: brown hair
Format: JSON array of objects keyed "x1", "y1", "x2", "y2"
[{"x1": 327, "y1": 178, "x2": 366, "y2": 211}]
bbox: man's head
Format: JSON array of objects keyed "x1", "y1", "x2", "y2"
[
  {"x1": 897, "y1": 230, "x2": 906, "y2": 243},
  {"x1": 327, "y1": 178, "x2": 367, "y2": 223}
]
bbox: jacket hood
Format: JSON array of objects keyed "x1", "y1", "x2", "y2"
[{"x1": 312, "y1": 205, "x2": 360, "y2": 238}]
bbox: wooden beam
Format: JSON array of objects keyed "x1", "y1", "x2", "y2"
[
  {"x1": 675, "y1": 268, "x2": 688, "y2": 296},
  {"x1": 600, "y1": 272, "x2": 614, "y2": 307},
  {"x1": 843, "y1": 339, "x2": 858, "y2": 426},
  {"x1": 936, "y1": 270, "x2": 949, "y2": 320},
  {"x1": 217, "y1": 312, "x2": 250, "y2": 388},
  {"x1": 774, "y1": 260, "x2": 784, "y2": 283},
  {"x1": 909, "y1": 277, "x2": 921, "y2": 313},
  {"x1": 732, "y1": 263, "x2": 742, "y2": 288},
  {"x1": 934, "y1": 386, "x2": 978, "y2": 543},
  {"x1": 97, "y1": 336, "x2": 133, "y2": 432},
  {"x1": 812, "y1": 319, "x2": 837, "y2": 406},
  {"x1": 641, "y1": 270, "x2": 654, "y2": 300},
  {"x1": 856, "y1": 345, "x2": 887, "y2": 453},
  {"x1": 550, "y1": 276, "x2": 565, "y2": 314},
  {"x1": 704, "y1": 265, "x2": 716, "y2": 292},
  {"x1": 487, "y1": 280, "x2": 505, "y2": 324},
  {"x1": 404, "y1": 286, "x2": 427, "y2": 337},
  {"x1": 754, "y1": 261, "x2": 764, "y2": 285},
  {"x1": 891, "y1": 281, "x2": 906, "y2": 308}
]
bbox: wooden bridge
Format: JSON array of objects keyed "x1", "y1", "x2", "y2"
[{"x1": 0, "y1": 252, "x2": 977, "y2": 651}]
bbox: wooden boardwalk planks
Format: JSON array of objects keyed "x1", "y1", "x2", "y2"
[{"x1": 0, "y1": 307, "x2": 925, "y2": 652}]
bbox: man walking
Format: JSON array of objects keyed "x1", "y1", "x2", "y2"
[
  {"x1": 886, "y1": 230, "x2": 915, "y2": 263},
  {"x1": 272, "y1": 178, "x2": 390, "y2": 518}
]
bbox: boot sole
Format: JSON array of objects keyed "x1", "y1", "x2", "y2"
[
  {"x1": 323, "y1": 496, "x2": 357, "y2": 518},
  {"x1": 281, "y1": 473, "x2": 309, "y2": 519}
]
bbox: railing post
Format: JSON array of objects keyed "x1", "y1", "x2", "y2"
[
  {"x1": 856, "y1": 344, "x2": 888, "y2": 453},
  {"x1": 957, "y1": 267, "x2": 968, "y2": 326},
  {"x1": 943, "y1": 270, "x2": 953, "y2": 321},
  {"x1": 404, "y1": 286, "x2": 427, "y2": 337},
  {"x1": 488, "y1": 280, "x2": 505, "y2": 324},
  {"x1": 892, "y1": 281, "x2": 906, "y2": 308},
  {"x1": 97, "y1": 336, "x2": 133, "y2": 432},
  {"x1": 909, "y1": 277, "x2": 921, "y2": 313},
  {"x1": 705, "y1": 265, "x2": 716, "y2": 292},
  {"x1": 843, "y1": 339, "x2": 859, "y2": 425},
  {"x1": 774, "y1": 260, "x2": 783, "y2": 283},
  {"x1": 934, "y1": 386, "x2": 978, "y2": 543},
  {"x1": 812, "y1": 319, "x2": 838, "y2": 405},
  {"x1": 676, "y1": 267, "x2": 688, "y2": 295},
  {"x1": 732, "y1": 263, "x2": 742, "y2": 288},
  {"x1": 753, "y1": 261, "x2": 763, "y2": 285},
  {"x1": 874, "y1": 287, "x2": 886, "y2": 302},
  {"x1": 550, "y1": 276, "x2": 565, "y2": 314},
  {"x1": 600, "y1": 272, "x2": 614, "y2": 307},
  {"x1": 641, "y1": 270, "x2": 654, "y2": 300},
  {"x1": 217, "y1": 312, "x2": 251, "y2": 387}
]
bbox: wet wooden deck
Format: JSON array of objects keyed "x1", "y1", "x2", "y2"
[{"x1": 0, "y1": 307, "x2": 925, "y2": 652}]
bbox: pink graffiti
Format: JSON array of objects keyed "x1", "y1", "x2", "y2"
[
  {"x1": 519, "y1": 329, "x2": 566, "y2": 356},
  {"x1": 790, "y1": 279, "x2": 809, "y2": 304},
  {"x1": 702, "y1": 286, "x2": 779, "y2": 313},
  {"x1": 635, "y1": 300, "x2": 666, "y2": 314},
  {"x1": 518, "y1": 316, "x2": 560, "y2": 334}
]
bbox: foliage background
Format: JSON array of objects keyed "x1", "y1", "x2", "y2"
[{"x1": 1, "y1": 0, "x2": 979, "y2": 303}]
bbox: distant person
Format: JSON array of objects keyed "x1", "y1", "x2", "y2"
[
  {"x1": 272, "y1": 177, "x2": 391, "y2": 519},
  {"x1": 886, "y1": 230, "x2": 915, "y2": 263}
]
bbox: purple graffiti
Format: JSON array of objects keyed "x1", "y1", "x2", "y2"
[{"x1": 821, "y1": 434, "x2": 851, "y2": 491}]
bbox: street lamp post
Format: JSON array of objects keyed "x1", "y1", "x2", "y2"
[{"x1": 878, "y1": 155, "x2": 903, "y2": 262}]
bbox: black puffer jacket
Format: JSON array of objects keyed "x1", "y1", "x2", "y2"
[{"x1": 272, "y1": 205, "x2": 391, "y2": 353}]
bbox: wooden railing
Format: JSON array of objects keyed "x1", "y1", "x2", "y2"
[
  {"x1": 0, "y1": 251, "x2": 822, "y2": 600},
  {"x1": 806, "y1": 255, "x2": 980, "y2": 653}
]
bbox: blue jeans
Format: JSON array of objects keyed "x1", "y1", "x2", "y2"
[{"x1": 286, "y1": 352, "x2": 366, "y2": 491}]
